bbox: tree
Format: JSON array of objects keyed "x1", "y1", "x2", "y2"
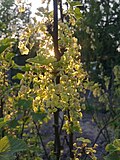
[
  {"x1": 0, "y1": 0, "x2": 98, "y2": 159},
  {"x1": 0, "y1": 0, "x2": 31, "y2": 37},
  {"x1": 0, "y1": 0, "x2": 38, "y2": 83},
  {"x1": 74, "y1": 0, "x2": 120, "y2": 148},
  {"x1": 75, "y1": 0, "x2": 120, "y2": 87}
]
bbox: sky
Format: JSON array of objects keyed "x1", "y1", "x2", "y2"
[
  {"x1": 15, "y1": 0, "x2": 45, "y2": 21},
  {"x1": 15, "y1": 0, "x2": 66, "y2": 20},
  {"x1": 27, "y1": 0, "x2": 53, "y2": 17}
]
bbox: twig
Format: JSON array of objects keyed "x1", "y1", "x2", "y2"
[
  {"x1": 20, "y1": 110, "x2": 27, "y2": 139},
  {"x1": 83, "y1": 113, "x2": 120, "y2": 160},
  {"x1": 59, "y1": 0, "x2": 64, "y2": 22},
  {"x1": 59, "y1": 111, "x2": 64, "y2": 134},
  {"x1": 33, "y1": 121, "x2": 50, "y2": 160},
  {"x1": 93, "y1": 113, "x2": 120, "y2": 146}
]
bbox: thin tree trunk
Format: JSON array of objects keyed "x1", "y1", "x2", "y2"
[
  {"x1": 68, "y1": 110, "x2": 74, "y2": 159},
  {"x1": 53, "y1": 0, "x2": 61, "y2": 159},
  {"x1": 0, "y1": 99, "x2": 4, "y2": 137}
]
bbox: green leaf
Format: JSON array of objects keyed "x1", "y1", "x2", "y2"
[
  {"x1": 0, "y1": 136, "x2": 28, "y2": 156},
  {"x1": 0, "y1": 154, "x2": 11, "y2": 160},
  {"x1": 15, "y1": 73, "x2": 24, "y2": 80},
  {"x1": 0, "y1": 44, "x2": 10, "y2": 54},
  {"x1": 8, "y1": 119, "x2": 19, "y2": 128},
  {"x1": 17, "y1": 73, "x2": 24, "y2": 79},
  {"x1": 21, "y1": 64, "x2": 30, "y2": 71},
  {"x1": 105, "y1": 139, "x2": 120, "y2": 152},
  {"x1": 77, "y1": 137, "x2": 91, "y2": 143},
  {"x1": 68, "y1": 1, "x2": 81, "y2": 7},
  {"x1": 105, "y1": 140, "x2": 120, "y2": 160},
  {"x1": 27, "y1": 55, "x2": 56, "y2": 65},
  {"x1": 31, "y1": 112, "x2": 47, "y2": 121},
  {"x1": 0, "y1": 118, "x2": 6, "y2": 128},
  {"x1": 74, "y1": 7, "x2": 82, "y2": 19},
  {"x1": 105, "y1": 144, "x2": 117, "y2": 152},
  {"x1": 5, "y1": 52, "x2": 14, "y2": 61},
  {"x1": 104, "y1": 151, "x2": 120, "y2": 160},
  {"x1": 0, "y1": 118, "x2": 9, "y2": 129},
  {"x1": 16, "y1": 98, "x2": 33, "y2": 109},
  {"x1": 0, "y1": 38, "x2": 15, "y2": 54},
  {"x1": 113, "y1": 139, "x2": 120, "y2": 148}
]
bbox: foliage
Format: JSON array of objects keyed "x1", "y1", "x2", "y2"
[
  {"x1": 0, "y1": 136, "x2": 27, "y2": 160},
  {"x1": 0, "y1": 38, "x2": 28, "y2": 159},
  {"x1": 14, "y1": 9, "x2": 89, "y2": 158},
  {"x1": 74, "y1": 0, "x2": 120, "y2": 151},
  {"x1": 104, "y1": 139, "x2": 120, "y2": 160},
  {"x1": 1, "y1": 0, "x2": 120, "y2": 159},
  {"x1": 0, "y1": 0, "x2": 31, "y2": 37},
  {"x1": 0, "y1": 0, "x2": 96, "y2": 159},
  {"x1": 75, "y1": 0, "x2": 120, "y2": 85}
]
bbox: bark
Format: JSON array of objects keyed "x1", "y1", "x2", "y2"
[{"x1": 53, "y1": 0, "x2": 61, "y2": 159}]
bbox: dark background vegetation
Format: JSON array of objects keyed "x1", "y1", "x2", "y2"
[{"x1": 0, "y1": 0, "x2": 120, "y2": 160}]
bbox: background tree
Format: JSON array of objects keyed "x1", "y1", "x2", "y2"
[
  {"x1": 0, "y1": 0, "x2": 98, "y2": 159},
  {"x1": 0, "y1": 0, "x2": 41, "y2": 83},
  {"x1": 0, "y1": 0, "x2": 120, "y2": 159},
  {"x1": 0, "y1": 0, "x2": 31, "y2": 37},
  {"x1": 74, "y1": 0, "x2": 120, "y2": 148},
  {"x1": 75, "y1": 0, "x2": 120, "y2": 88}
]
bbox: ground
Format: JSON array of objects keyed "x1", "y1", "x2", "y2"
[{"x1": 40, "y1": 112, "x2": 108, "y2": 160}]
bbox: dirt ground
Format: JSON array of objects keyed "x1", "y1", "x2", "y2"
[
  {"x1": 80, "y1": 113, "x2": 107, "y2": 160},
  {"x1": 41, "y1": 112, "x2": 107, "y2": 160}
]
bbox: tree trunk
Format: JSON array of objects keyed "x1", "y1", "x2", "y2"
[{"x1": 53, "y1": 0, "x2": 61, "y2": 159}]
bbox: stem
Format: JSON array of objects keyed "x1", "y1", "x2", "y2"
[
  {"x1": 59, "y1": 0, "x2": 64, "y2": 22},
  {"x1": 16, "y1": 111, "x2": 28, "y2": 160},
  {"x1": 108, "y1": 71, "x2": 116, "y2": 117},
  {"x1": 0, "y1": 99, "x2": 4, "y2": 118},
  {"x1": 59, "y1": 111, "x2": 64, "y2": 135},
  {"x1": 68, "y1": 110, "x2": 74, "y2": 159},
  {"x1": 53, "y1": 0, "x2": 61, "y2": 159},
  {"x1": 54, "y1": 110, "x2": 61, "y2": 159},
  {"x1": 83, "y1": 113, "x2": 120, "y2": 160},
  {"x1": 19, "y1": 110, "x2": 27, "y2": 139},
  {"x1": 33, "y1": 121, "x2": 50, "y2": 160},
  {"x1": 53, "y1": 76, "x2": 61, "y2": 159},
  {"x1": 53, "y1": 0, "x2": 61, "y2": 61},
  {"x1": 93, "y1": 114, "x2": 120, "y2": 146},
  {"x1": 0, "y1": 68, "x2": 6, "y2": 137},
  {"x1": 0, "y1": 99, "x2": 4, "y2": 137},
  {"x1": 93, "y1": 115, "x2": 109, "y2": 141}
]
